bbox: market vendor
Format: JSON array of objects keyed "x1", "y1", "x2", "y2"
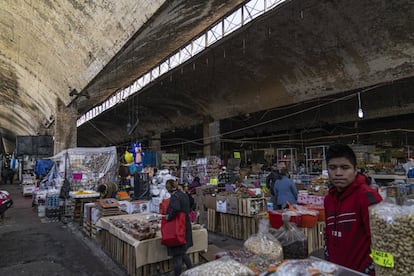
[{"x1": 324, "y1": 144, "x2": 382, "y2": 275}]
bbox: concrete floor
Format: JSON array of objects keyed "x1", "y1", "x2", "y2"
[
  {"x1": 0, "y1": 184, "x2": 127, "y2": 276},
  {"x1": 0, "y1": 184, "x2": 246, "y2": 275}
]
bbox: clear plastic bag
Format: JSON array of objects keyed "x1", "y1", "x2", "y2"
[
  {"x1": 271, "y1": 213, "x2": 308, "y2": 259},
  {"x1": 181, "y1": 256, "x2": 255, "y2": 276},
  {"x1": 244, "y1": 219, "x2": 283, "y2": 261},
  {"x1": 219, "y1": 248, "x2": 282, "y2": 274},
  {"x1": 369, "y1": 201, "x2": 414, "y2": 276},
  {"x1": 268, "y1": 259, "x2": 338, "y2": 276}
]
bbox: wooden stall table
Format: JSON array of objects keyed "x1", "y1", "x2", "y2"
[
  {"x1": 208, "y1": 195, "x2": 268, "y2": 240},
  {"x1": 95, "y1": 213, "x2": 208, "y2": 276}
]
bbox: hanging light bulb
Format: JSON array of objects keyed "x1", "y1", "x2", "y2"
[
  {"x1": 358, "y1": 107, "x2": 364, "y2": 119},
  {"x1": 357, "y1": 92, "x2": 364, "y2": 119}
]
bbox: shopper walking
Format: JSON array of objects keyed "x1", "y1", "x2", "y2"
[
  {"x1": 324, "y1": 144, "x2": 382, "y2": 275},
  {"x1": 165, "y1": 179, "x2": 193, "y2": 276},
  {"x1": 273, "y1": 168, "x2": 298, "y2": 209}
]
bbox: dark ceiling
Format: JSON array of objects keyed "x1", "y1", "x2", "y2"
[
  {"x1": 77, "y1": 0, "x2": 414, "y2": 157},
  {"x1": 1, "y1": 0, "x2": 414, "y2": 157}
]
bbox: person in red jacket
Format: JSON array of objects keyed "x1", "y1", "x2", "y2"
[{"x1": 324, "y1": 144, "x2": 382, "y2": 275}]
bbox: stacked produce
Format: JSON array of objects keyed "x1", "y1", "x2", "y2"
[
  {"x1": 181, "y1": 256, "x2": 255, "y2": 276},
  {"x1": 369, "y1": 201, "x2": 414, "y2": 276},
  {"x1": 308, "y1": 175, "x2": 330, "y2": 196},
  {"x1": 110, "y1": 217, "x2": 160, "y2": 241},
  {"x1": 181, "y1": 218, "x2": 344, "y2": 275},
  {"x1": 270, "y1": 215, "x2": 308, "y2": 259},
  {"x1": 224, "y1": 249, "x2": 278, "y2": 274}
]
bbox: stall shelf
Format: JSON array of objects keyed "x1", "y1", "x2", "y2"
[
  {"x1": 95, "y1": 213, "x2": 208, "y2": 276},
  {"x1": 306, "y1": 145, "x2": 328, "y2": 174},
  {"x1": 276, "y1": 148, "x2": 297, "y2": 173},
  {"x1": 22, "y1": 173, "x2": 36, "y2": 196}
]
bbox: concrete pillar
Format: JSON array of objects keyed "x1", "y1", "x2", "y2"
[
  {"x1": 149, "y1": 133, "x2": 161, "y2": 151},
  {"x1": 203, "y1": 119, "x2": 220, "y2": 156},
  {"x1": 54, "y1": 99, "x2": 78, "y2": 154}
]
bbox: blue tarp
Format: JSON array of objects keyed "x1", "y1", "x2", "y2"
[
  {"x1": 142, "y1": 151, "x2": 157, "y2": 167},
  {"x1": 34, "y1": 159, "x2": 54, "y2": 176}
]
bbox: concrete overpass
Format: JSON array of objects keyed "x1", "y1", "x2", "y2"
[{"x1": 1, "y1": 0, "x2": 414, "y2": 157}]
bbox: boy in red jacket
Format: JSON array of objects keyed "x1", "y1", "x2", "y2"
[{"x1": 324, "y1": 144, "x2": 382, "y2": 275}]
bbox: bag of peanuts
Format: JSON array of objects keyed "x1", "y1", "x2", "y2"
[
  {"x1": 181, "y1": 256, "x2": 255, "y2": 276},
  {"x1": 369, "y1": 201, "x2": 414, "y2": 276},
  {"x1": 244, "y1": 219, "x2": 283, "y2": 262}
]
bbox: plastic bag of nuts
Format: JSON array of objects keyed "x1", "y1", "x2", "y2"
[
  {"x1": 270, "y1": 214, "x2": 308, "y2": 259},
  {"x1": 244, "y1": 219, "x2": 283, "y2": 262},
  {"x1": 369, "y1": 201, "x2": 414, "y2": 276}
]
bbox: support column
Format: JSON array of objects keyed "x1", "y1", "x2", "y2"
[
  {"x1": 54, "y1": 99, "x2": 78, "y2": 154},
  {"x1": 203, "y1": 119, "x2": 220, "y2": 157},
  {"x1": 148, "y1": 133, "x2": 161, "y2": 152}
]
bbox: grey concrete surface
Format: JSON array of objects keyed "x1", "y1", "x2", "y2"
[
  {"x1": 0, "y1": 184, "x2": 127, "y2": 276},
  {"x1": 0, "y1": 183, "x2": 248, "y2": 276}
]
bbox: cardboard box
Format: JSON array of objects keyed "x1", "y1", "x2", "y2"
[
  {"x1": 204, "y1": 194, "x2": 216, "y2": 210},
  {"x1": 91, "y1": 207, "x2": 100, "y2": 224},
  {"x1": 226, "y1": 196, "x2": 239, "y2": 214},
  {"x1": 216, "y1": 195, "x2": 227, "y2": 213},
  {"x1": 216, "y1": 200, "x2": 227, "y2": 213},
  {"x1": 117, "y1": 200, "x2": 130, "y2": 213},
  {"x1": 196, "y1": 185, "x2": 216, "y2": 196},
  {"x1": 149, "y1": 197, "x2": 162, "y2": 213},
  {"x1": 128, "y1": 200, "x2": 150, "y2": 214}
]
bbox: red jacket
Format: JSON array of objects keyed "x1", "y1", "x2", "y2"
[{"x1": 324, "y1": 174, "x2": 382, "y2": 275}]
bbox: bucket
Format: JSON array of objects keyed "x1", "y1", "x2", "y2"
[
  {"x1": 268, "y1": 210, "x2": 283, "y2": 229},
  {"x1": 268, "y1": 210, "x2": 302, "y2": 229},
  {"x1": 304, "y1": 204, "x2": 325, "y2": 221},
  {"x1": 298, "y1": 212, "x2": 318, "y2": 228}
]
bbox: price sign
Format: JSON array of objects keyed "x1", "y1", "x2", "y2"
[
  {"x1": 370, "y1": 249, "x2": 394, "y2": 268},
  {"x1": 210, "y1": 178, "x2": 218, "y2": 185},
  {"x1": 233, "y1": 152, "x2": 241, "y2": 158}
]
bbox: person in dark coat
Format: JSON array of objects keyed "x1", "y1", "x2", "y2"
[
  {"x1": 273, "y1": 168, "x2": 298, "y2": 209},
  {"x1": 165, "y1": 179, "x2": 193, "y2": 276},
  {"x1": 266, "y1": 165, "x2": 281, "y2": 209}
]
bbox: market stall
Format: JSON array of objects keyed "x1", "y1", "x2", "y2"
[
  {"x1": 179, "y1": 218, "x2": 365, "y2": 276},
  {"x1": 95, "y1": 213, "x2": 208, "y2": 276},
  {"x1": 45, "y1": 146, "x2": 118, "y2": 222}
]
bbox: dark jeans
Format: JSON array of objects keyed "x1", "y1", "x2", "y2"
[{"x1": 173, "y1": 253, "x2": 192, "y2": 276}]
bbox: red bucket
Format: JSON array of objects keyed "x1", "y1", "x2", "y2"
[
  {"x1": 268, "y1": 210, "x2": 302, "y2": 229},
  {"x1": 268, "y1": 210, "x2": 283, "y2": 229}
]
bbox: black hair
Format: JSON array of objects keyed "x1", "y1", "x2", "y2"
[
  {"x1": 326, "y1": 143, "x2": 357, "y2": 167},
  {"x1": 279, "y1": 168, "x2": 289, "y2": 176}
]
